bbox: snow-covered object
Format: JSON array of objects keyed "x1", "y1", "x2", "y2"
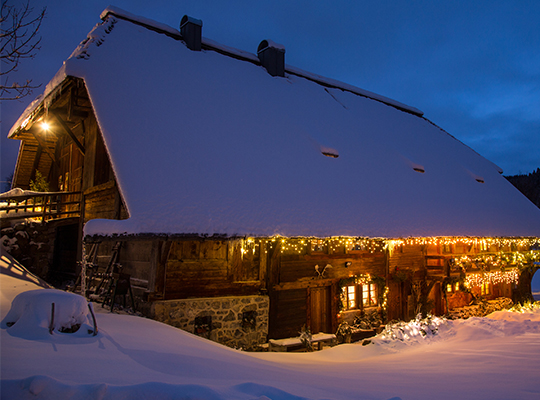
[
  {"x1": 258, "y1": 39, "x2": 285, "y2": 52},
  {"x1": 1, "y1": 289, "x2": 92, "y2": 339},
  {"x1": 0, "y1": 188, "x2": 52, "y2": 198},
  {"x1": 376, "y1": 314, "x2": 448, "y2": 345},
  {"x1": 8, "y1": 7, "x2": 540, "y2": 238}
]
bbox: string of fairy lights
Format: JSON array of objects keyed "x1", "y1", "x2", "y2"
[
  {"x1": 465, "y1": 270, "x2": 520, "y2": 287},
  {"x1": 240, "y1": 235, "x2": 539, "y2": 257},
  {"x1": 239, "y1": 236, "x2": 539, "y2": 294},
  {"x1": 241, "y1": 236, "x2": 387, "y2": 255},
  {"x1": 452, "y1": 251, "x2": 540, "y2": 270},
  {"x1": 387, "y1": 237, "x2": 540, "y2": 250}
]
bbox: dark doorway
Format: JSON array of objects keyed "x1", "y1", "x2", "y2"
[
  {"x1": 51, "y1": 223, "x2": 79, "y2": 284},
  {"x1": 268, "y1": 289, "x2": 307, "y2": 339}
]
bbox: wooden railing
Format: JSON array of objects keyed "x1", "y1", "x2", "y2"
[{"x1": 0, "y1": 191, "x2": 82, "y2": 222}]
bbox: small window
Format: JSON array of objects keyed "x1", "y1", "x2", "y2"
[
  {"x1": 311, "y1": 240, "x2": 325, "y2": 253},
  {"x1": 446, "y1": 282, "x2": 461, "y2": 293},
  {"x1": 320, "y1": 145, "x2": 339, "y2": 158},
  {"x1": 362, "y1": 283, "x2": 378, "y2": 307},
  {"x1": 343, "y1": 282, "x2": 378, "y2": 311},
  {"x1": 194, "y1": 315, "x2": 212, "y2": 337},
  {"x1": 481, "y1": 282, "x2": 491, "y2": 296},
  {"x1": 241, "y1": 310, "x2": 257, "y2": 330},
  {"x1": 346, "y1": 285, "x2": 356, "y2": 309}
]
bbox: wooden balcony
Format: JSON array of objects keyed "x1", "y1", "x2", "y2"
[{"x1": 0, "y1": 190, "x2": 82, "y2": 223}]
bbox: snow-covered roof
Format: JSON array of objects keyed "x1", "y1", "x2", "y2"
[{"x1": 10, "y1": 7, "x2": 540, "y2": 238}]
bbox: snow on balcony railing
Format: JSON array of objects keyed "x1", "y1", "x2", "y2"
[{"x1": 0, "y1": 189, "x2": 82, "y2": 223}]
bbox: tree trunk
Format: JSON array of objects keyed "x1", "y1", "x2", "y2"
[{"x1": 514, "y1": 267, "x2": 539, "y2": 304}]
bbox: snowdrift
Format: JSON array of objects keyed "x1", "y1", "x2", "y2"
[{"x1": 2, "y1": 247, "x2": 540, "y2": 399}]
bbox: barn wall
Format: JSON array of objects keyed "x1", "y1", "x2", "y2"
[
  {"x1": 163, "y1": 239, "x2": 262, "y2": 300},
  {"x1": 84, "y1": 236, "x2": 533, "y2": 349},
  {"x1": 267, "y1": 240, "x2": 388, "y2": 339}
]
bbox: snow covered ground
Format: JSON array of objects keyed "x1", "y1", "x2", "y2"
[{"x1": 2, "y1": 247, "x2": 540, "y2": 400}]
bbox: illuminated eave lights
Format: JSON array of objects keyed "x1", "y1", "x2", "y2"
[
  {"x1": 240, "y1": 236, "x2": 539, "y2": 256},
  {"x1": 465, "y1": 270, "x2": 520, "y2": 287}
]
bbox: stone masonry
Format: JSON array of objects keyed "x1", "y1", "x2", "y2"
[{"x1": 150, "y1": 295, "x2": 269, "y2": 350}]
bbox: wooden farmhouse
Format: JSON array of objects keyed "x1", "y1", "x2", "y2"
[{"x1": 4, "y1": 7, "x2": 540, "y2": 349}]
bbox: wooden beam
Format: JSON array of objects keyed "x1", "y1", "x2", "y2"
[
  {"x1": 273, "y1": 278, "x2": 335, "y2": 291},
  {"x1": 154, "y1": 240, "x2": 172, "y2": 299},
  {"x1": 50, "y1": 110, "x2": 85, "y2": 155},
  {"x1": 30, "y1": 144, "x2": 43, "y2": 182},
  {"x1": 52, "y1": 107, "x2": 89, "y2": 119},
  {"x1": 28, "y1": 130, "x2": 58, "y2": 166},
  {"x1": 304, "y1": 252, "x2": 384, "y2": 261}
]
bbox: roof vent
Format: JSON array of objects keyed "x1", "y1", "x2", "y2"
[
  {"x1": 257, "y1": 39, "x2": 285, "y2": 77},
  {"x1": 320, "y1": 145, "x2": 339, "y2": 158},
  {"x1": 180, "y1": 15, "x2": 202, "y2": 51}
]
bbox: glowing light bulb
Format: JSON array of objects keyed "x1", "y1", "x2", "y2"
[{"x1": 41, "y1": 121, "x2": 50, "y2": 131}]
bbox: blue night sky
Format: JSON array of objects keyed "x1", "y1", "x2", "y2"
[{"x1": 1, "y1": 0, "x2": 539, "y2": 184}]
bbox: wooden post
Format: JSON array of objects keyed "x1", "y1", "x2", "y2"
[
  {"x1": 259, "y1": 239, "x2": 268, "y2": 290},
  {"x1": 153, "y1": 240, "x2": 171, "y2": 299},
  {"x1": 49, "y1": 303, "x2": 55, "y2": 334}
]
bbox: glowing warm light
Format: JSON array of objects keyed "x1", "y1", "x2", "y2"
[
  {"x1": 41, "y1": 121, "x2": 51, "y2": 131},
  {"x1": 465, "y1": 269, "x2": 519, "y2": 287},
  {"x1": 241, "y1": 235, "x2": 539, "y2": 259}
]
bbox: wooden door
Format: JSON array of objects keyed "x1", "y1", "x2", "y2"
[
  {"x1": 310, "y1": 286, "x2": 332, "y2": 334},
  {"x1": 268, "y1": 289, "x2": 307, "y2": 339}
]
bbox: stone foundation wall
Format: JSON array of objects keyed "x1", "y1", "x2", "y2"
[{"x1": 149, "y1": 295, "x2": 269, "y2": 350}]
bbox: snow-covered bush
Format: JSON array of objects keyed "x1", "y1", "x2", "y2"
[
  {"x1": 336, "y1": 321, "x2": 353, "y2": 343},
  {"x1": 510, "y1": 301, "x2": 540, "y2": 313},
  {"x1": 352, "y1": 310, "x2": 382, "y2": 330},
  {"x1": 378, "y1": 314, "x2": 446, "y2": 343}
]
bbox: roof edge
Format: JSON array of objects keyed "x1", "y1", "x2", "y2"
[
  {"x1": 7, "y1": 64, "x2": 69, "y2": 138},
  {"x1": 8, "y1": 7, "x2": 424, "y2": 141}
]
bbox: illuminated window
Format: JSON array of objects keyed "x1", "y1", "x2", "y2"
[
  {"x1": 481, "y1": 282, "x2": 491, "y2": 296},
  {"x1": 446, "y1": 282, "x2": 461, "y2": 293},
  {"x1": 346, "y1": 285, "x2": 356, "y2": 309},
  {"x1": 311, "y1": 240, "x2": 325, "y2": 253},
  {"x1": 362, "y1": 283, "x2": 378, "y2": 307}
]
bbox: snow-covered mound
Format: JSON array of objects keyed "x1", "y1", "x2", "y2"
[{"x1": 1, "y1": 289, "x2": 95, "y2": 340}]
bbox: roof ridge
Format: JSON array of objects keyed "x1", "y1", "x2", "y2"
[{"x1": 100, "y1": 6, "x2": 423, "y2": 116}]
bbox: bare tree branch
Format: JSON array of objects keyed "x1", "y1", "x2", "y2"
[{"x1": 0, "y1": 0, "x2": 46, "y2": 100}]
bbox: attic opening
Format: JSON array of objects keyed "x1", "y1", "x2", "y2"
[
  {"x1": 322, "y1": 151, "x2": 339, "y2": 158},
  {"x1": 320, "y1": 145, "x2": 339, "y2": 158}
]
